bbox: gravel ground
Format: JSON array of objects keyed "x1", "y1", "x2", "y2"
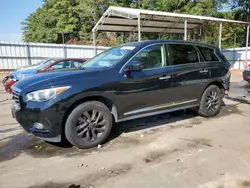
[{"x1": 1, "y1": 72, "x2": 250, "y2": 188}]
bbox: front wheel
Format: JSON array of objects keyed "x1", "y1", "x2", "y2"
[
  {"x1": 65, "y1": 101, "x2": 113, "y2": 149},
  {"x1": 197, "y1": 85, "x2": 222, "y2": 117}
]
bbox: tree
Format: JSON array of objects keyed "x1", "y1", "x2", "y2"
[
  {"x1": 23, "y1": 0, "x2": 81, "y2": 43},
  {"x1": 22, "y1": 0, "x2": 247, "y2": 48}
]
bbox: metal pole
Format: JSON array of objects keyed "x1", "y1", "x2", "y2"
[
  {"x1": 245, "y1": 25, "x2": 249, "y2": 63},
  {"x1": 93, "y1": 32, "x2": 97, "y2": 56},
  {"x1": 138, "y1": 14, "x2": 141, "y2": 42},
  {"x1": 233, "y1": 34, "x2": 238, "y2": 69},
  {"x1": 26, "y1": 42, "x2": 31, "y2": 65},
  {"x1": 184, "y1": 19, "x2": 187, "y2": 41},
  {"x1": 62, "y1": 33, "x2": 65, "y2": 44},
  {"x1": 219, "y1": 23, "x2": 222, "y2": 49}
]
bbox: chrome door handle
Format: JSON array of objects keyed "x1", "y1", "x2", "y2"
[
  {"x1": 199, "y1": 69, "x2": 208, "y2": 73},
  {"x1": 159, "y1": 75, "x2": 171, "y2": 80}
]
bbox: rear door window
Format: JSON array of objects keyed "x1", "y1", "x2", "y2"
[
  {"x1": 168, "y1": 44, "x2": 199, "y2": 65},
  {"x1": 197, "y1": 46, "x2": 219, "y2": 62}
]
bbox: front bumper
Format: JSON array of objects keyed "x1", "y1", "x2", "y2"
[
  {"x1": 4, "y1": 79, "x2": 17, "y2": 93},
  {"x1": 12, "y1": 101, "x2": 64, "y2": 143}
]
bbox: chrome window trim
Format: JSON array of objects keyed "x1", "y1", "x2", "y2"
[
  {"x1": 124, "y1": 99, "x2": 198, "y2": 116},
  {"x1": 119, "y1": 43, "x2": 167, "y2": 74},
  {"x1": 195, "y1": 45, "x2": 221, "y2": 63},
  {"x1": 119, "y1": 42, "x2": 219, "y2": 74},
  {"x1": 118, "y1": 104, "x2": 198, "y2": 123}
]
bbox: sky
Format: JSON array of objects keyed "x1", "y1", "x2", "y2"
[{"x1": 0, "y1": 0, "x2": 43, "y2": 42}]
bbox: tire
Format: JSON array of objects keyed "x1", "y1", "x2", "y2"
[
  {"x1": 197, "y1": 85, "x2": 222, "y2": 117},
  {"x1": 65, "y1": 101, "x2": 113, "y2": 149}
]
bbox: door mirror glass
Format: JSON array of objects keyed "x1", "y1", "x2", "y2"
[{"x1": 125, "y1": 61, "x2": 144, "y2": 72}]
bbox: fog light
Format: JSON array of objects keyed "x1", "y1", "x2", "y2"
[{"x1": 34, "y1": 122, "x2": 44, "y2": 130}]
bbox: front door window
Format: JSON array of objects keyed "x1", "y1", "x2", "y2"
[{"x1": 132, "y1": 44, "x2": 166, "y2": 69}]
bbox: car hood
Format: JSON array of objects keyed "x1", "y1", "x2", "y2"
[
  {"x1": 20, "y1": 65, "x2": 38, "y2": 70},
  {"x1": 16, "y1": 64, "x2": 38, "y2": 70},
  {"x1": 16, "y1": 68, "x2": 38, "y2": 80},
  {"x1": 13, "y1": 68, "x2": 98, "y2": 92}
]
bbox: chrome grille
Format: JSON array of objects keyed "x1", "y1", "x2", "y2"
[{"x1": 12, "y1": 89, "x2": 20, "y2": 104}]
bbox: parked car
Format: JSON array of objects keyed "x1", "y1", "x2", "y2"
[
  {"x1": 3, "y1": 58, "x2": 87, "y2": 93},
  {"x1": 12, "y1": 40, "x2": 231, "y2": 149},
  {"x1": 16, "y1": 58, "x2": 87, "y2": 80},
  {"x1": 2, "y1": 59, "x2": 54, "y2": 93},
  {"x1": 243, "y1": 65, "x2": 250, "y2": 82}
]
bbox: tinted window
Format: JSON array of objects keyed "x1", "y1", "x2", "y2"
[
  {"x1": 169, "y1": 44, "x2": 198, "y2": 65},
  {"x1": 198, "y1": 46, "x2": 219, "y2": 62},
  {"x1": 51, "y1": 61, "x2": 71, "y2": 70},
  {"x1": 82, "y1": 46, "x2": 136, "y2": 69},
  {"x1": 37, "y1": 59, "x2": 55, "y2": 70},
  {"x1": 133, "y1": 44, "x2": 165, "y2": 69},
  {"x1": 72, "y1": 61, "x2": 83, "y2": 68}
]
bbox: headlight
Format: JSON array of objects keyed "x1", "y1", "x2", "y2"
[{"x1": 26, "y1": 86, "x2": 70, "y2": 102}]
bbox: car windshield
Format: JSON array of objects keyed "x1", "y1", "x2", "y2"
[
  {"x1": 81, "y1": 45, "x2": 136, "y2": 69},
  {"x1": 37, "y1": 59, "x2": 55, "y2": 70}
]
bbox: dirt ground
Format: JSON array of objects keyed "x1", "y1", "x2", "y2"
[{"x1": 1, "y1": 72, "x2": 250, "y2": 188}]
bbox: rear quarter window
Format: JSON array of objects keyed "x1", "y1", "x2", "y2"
[{"x1": 197, "y1": 46, "x2": 219, "y2": 62}]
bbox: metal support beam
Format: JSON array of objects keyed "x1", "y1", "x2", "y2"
[
  {"x1": 26, "y1": 43, "x2": 31, "y2": 65},
  {"x1": 219, "y1": 23, "x2": 222, "y2": 49},
  {"x1": 245, "y1": 25, "x2": 249, "y2": 63},
  {"x1": 184, "y1": 19, "x2": 187, "y2": 41},
  {"x1": 93, "y1": 32, "x2": 97, "y2": 56},
  {"x1": 138, "y1": 14, "x2": 141, "y2": 42}
]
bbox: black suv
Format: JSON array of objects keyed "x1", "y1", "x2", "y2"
[{"x1": 12, "y1": 40, "x2": 231, "y2": 148}]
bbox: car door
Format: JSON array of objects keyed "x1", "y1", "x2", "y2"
[
  {"x1": 117, "y1": 44, "x2": 177, "y2": 119},
  {"x1": 196, "y1": 45, "x2": 230, "y2": 79},
  {"x1": 166, "y1": 43, "x2": 210, "y2": 103}
]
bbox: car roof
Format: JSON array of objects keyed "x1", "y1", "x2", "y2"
[
  {"x1": 52, "y1": 58, "x2": 88, "y2": 63},
  {"x1": 124, "y1": 40, "x2": 218, "y2": 49}
]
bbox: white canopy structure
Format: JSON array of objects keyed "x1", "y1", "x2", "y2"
[{"x1": 92, "y1": 6, "x2": 250, "y2": 59}]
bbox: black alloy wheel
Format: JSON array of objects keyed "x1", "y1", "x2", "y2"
[
  {"x1": 76, "y1": 110, "x2": 107, "y2": 141},
  {"x1": 65, "y1": 101, "x2": 113, "y2": 149},
  {"x1": 205, "y1": 89, "x2": 220, "y2": 112},
  {"x1": 197, "y1": 85, "x2": 222, "y2": 117}
]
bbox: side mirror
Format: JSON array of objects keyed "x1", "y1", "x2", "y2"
[
  {"x1": 48, "y1": 67, "x2": 54, "y2": 71},
  {"x1": 125, "y1": 61, "x2": 144, "y2": 72}
]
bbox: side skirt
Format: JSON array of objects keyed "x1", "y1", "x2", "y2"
[{"x1": 117, "y1": 104, "x2": 198, "y2": 123}]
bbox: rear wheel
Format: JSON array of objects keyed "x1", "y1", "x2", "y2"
[
  {"x1": 65, "y1": 101, "x2": 113, "y2": 149},
  {"x1": 197, "y1": 85, "x2": 222, "y2": 117}
]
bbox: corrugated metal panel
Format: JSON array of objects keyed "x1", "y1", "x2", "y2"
[
  {"x1": 1, "y1": 40, "x2": 248, "y2": 70},
  {"x1": 0, "y1": 41, "x2": 109, "y2": 70},
  {"x1": 222, "y1": 48, "x2": 250, "y2": 70}
]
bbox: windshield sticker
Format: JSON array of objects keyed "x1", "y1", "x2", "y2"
[{"x1": 121, "y1": 46, "x2": 136, "y2": 50}]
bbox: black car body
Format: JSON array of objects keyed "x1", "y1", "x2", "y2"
[
  {"x1": 243, "y1": 66, "x2": 250, "y2": 81},
  {"x1": 12, "y1": 40, "x2": 231, "y2": 148}
]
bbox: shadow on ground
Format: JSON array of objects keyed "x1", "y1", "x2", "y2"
[{"x1": 0, "y1": 101, "x2": 244, "y2": 163}]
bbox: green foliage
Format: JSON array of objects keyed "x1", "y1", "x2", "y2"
[{"x1": 22, "y1": 0, "x2": 250, "y2": 48}]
